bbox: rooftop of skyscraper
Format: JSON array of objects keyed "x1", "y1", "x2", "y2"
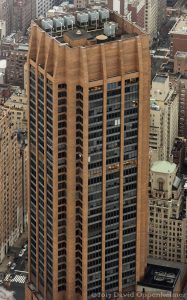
[{"x1": 33, "y1": 8, "x2": 147, "y2": 48}]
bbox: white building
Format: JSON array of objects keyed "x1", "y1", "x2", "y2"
[
  {"x1": 149, "y1": 74, "x2": 178, "y2": 164},
  {"x1": 0, "y1": 59, "x2": 6, "y2": 84},
  {"x1": 144, "y1": 0, "x2": 158, "y2": 40},
  {"x1": 36, "y1": 0, "x2": 61, "y2": 17},
  {"x1": 149, "y1": 161, "x2": 187, "y2": 263}
]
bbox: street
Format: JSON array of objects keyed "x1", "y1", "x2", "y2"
[{"x1": 0, "y1": 244, "x2": 28, "y2": 300}]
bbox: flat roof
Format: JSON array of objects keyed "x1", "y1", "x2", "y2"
[
  {"x1": 0, "y1": 59, "x2": 6, "y2": 69},
  {"x1": 151, "y1": 161, "x2": 176, "y2": 174},
  {"x1": 138, "y1": 264, "x2": 180, "y2": 291},
  {"x1": 170, "y1": 16, "x2": 187, "y2": 35},
  {"x1": 175, "y1": 51, "x2": 187, "y2": 58},
  {"x1": 153, "y1": 74, "x2": 168, "y2": 83}
]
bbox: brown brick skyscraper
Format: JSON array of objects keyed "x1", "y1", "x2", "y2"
[{"x1": 26, "y1": 8, "x2": 151, "y2": 300}]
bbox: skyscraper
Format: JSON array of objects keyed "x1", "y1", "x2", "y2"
[{"x1": 26, "y1": 8, "x2": 150, "y2": 300}]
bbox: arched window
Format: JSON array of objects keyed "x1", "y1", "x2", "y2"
[{"x1": 157, "y1": 178, "x2": 164, "y2": 191}]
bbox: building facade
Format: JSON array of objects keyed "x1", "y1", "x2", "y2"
[
  {"x1": 36, "y1": 0, "x2": 63, "y2": 17},
  {"x1": 174, "y1": 51, "x2": 187, "y2": 76},
  {"x1": 149, "y1": 161, "x2": 187, "y2": 263},
  {"x1": 107, "y1": 0, "x2": 125, "y2": 15},
  {"x1": 6, "y1": 43, "x2": 28, "y2": 88},
  {"x1": 0, "y1": 0, "x2": 13, "y2": 35},
  {"x1": 128, "y1": 0, "x2": 145, "y2": 29},
  {"x1": 169, "y1": 16, "x2": 187, "y2": 58},
  {"x1": 157, "y1": 0, "x2": 166, "y2": 30},
  {"x1": 26, "y1": 9, "x2": 150, "y2": 300},
  {"x1": 171, "y1": 137, "x2": 185, "y2": 173},
  {"x1": 0, "y1": 107, "x2": 23, "y2": 262},
  {"x1": 144, "y1": 0, "x2": 158, "y2": 41},
  {"x1": 12, "y1": 0, "x2": 36, "y2": 35},
  {"x1": 4, "y1": 88, "x2": 27, "y2": 131},
  {"x1": 149, "y1": 75, "x2": 178, "y2": 163}
]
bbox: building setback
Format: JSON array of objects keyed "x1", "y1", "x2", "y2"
[{"x1": 26, "y1": 9, "x2": 150, "y2": 300}]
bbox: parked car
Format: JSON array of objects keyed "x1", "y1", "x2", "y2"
[
  {"x1": 19, "y1": 249, "x2": 25, "y2": 257},
  {"x1": 7, "y1": 261, "x2": 12, "y2": 267},
  {"x1": 10, "y1": 263, "x2": 16, "y2": 270},
  {"x1": 23, "y1": 244, "x2": 28, "y2": 251}
]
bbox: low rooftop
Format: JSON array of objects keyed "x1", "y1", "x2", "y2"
[
  {"x1": 175, "y1": 51, "x2": 187, "y2": 58},
  {"x1": 138, "y1": 263, "x2": 180, "y2": 291},
  {"x1": 153, "y1": 74, "x2": 168, "y2": 83},
  {"x1": 151, "y1": 161, "x2": 176, "y2": 174},
  {"x1": 170, "y1": 16, "x2": 187, "y2": 35}
]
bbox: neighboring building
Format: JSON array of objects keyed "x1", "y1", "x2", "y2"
[
  {"x1": 128, "y1": 0, "x2": 145, "y2": 28},
  {"x1": 107, "y1": 0, "x2": 125, "y2": 15},
  {"x1": 0, "y1": 59, "x2": 6, "y2": 84},
  {"x1": 74, "y1": 0, "x2": 86, "y2": 8},
  {"x1": 169, "y1": 16, "x2": 187, "y2": 58},
  {"x1": 167, "y1": 0, "x2": 178, "y2": 6},
  {"x1": 4, "y1": 88, "x2": 27, "y2": 131},
  {"x1": 74, "y1": 0, "x2": 108, "y2": 8},
  {"x1": 171, "y1": 137, "x2": 186, "y2": 173},
  {"x1": 0, "y1": 84, "x2": 11, "y2": 102},
  {"x1": 6, "y1": 43, "x2": 28, "y2": 88},
  {"x1": 137, "y1": 259, "x2": 187, "y2": 299},
  {"x1": 26, "y1": 8, "x2": 150, "y2": 300},
  {"x1": 88, "y1": 0, "x2": 108, "y2": 6},
  {"x1": 172, "y1": 52, "x2": 187, "y2": 139},
  {"x1": 0, "y1": 107, "x2": 23, "y2": 262},
  {"x1": 176, "y1": 77, "x2": 187, "y2": 138},
  {"x1": 174, "y1": 51, "x2": 187, "y2": 76},
  {"x1": 0, "y1": 32, "x2": 23, "y2": 60},
  {"x1": 0, "y1": 33, "x2": 28, "y2": 88},
  {"x1": 36, "y1": 0, "x2": 63, "y2": 17},
  {"x1": 149, "y1": 161, "x2": 186, "y2": 263},
  {"x1": 144, "y1": 0, "x2": 158, "y2": 41},
  {"x1": 12, "y1": 0, "x2": 36, "y2": 35},
  {"x1": 0, "y1": 20, "x2": 6, "y2": 39},
  {"x1": 157, "y1": 0, "x2": 166, "y2": 30},
  {"x1": 0, "y1": 0, "x2": 13, "y2": 35},
  {"x1": 149, "y1": 75, "x2": 178, "y2": 163}
]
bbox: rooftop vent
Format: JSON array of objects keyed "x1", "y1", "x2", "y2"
[{"x1": 76, "y1": 30, "x2": 82, "y2": 35}]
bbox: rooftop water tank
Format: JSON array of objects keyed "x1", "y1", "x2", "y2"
[
  {"x1": 104, "y1": 22, "x2": 116, "y2": 37},
  {"x1": 41, "y1": 18, "x2": 53, "y2": 31}
]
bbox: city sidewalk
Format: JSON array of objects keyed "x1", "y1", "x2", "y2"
[{"x1": 0, "y1": 229, "x2": 28, "y2": 274}]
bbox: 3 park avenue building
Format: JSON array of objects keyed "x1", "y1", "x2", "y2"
[{"x1": 26, "y1": 8, "x2": 150, "y2": 300}]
